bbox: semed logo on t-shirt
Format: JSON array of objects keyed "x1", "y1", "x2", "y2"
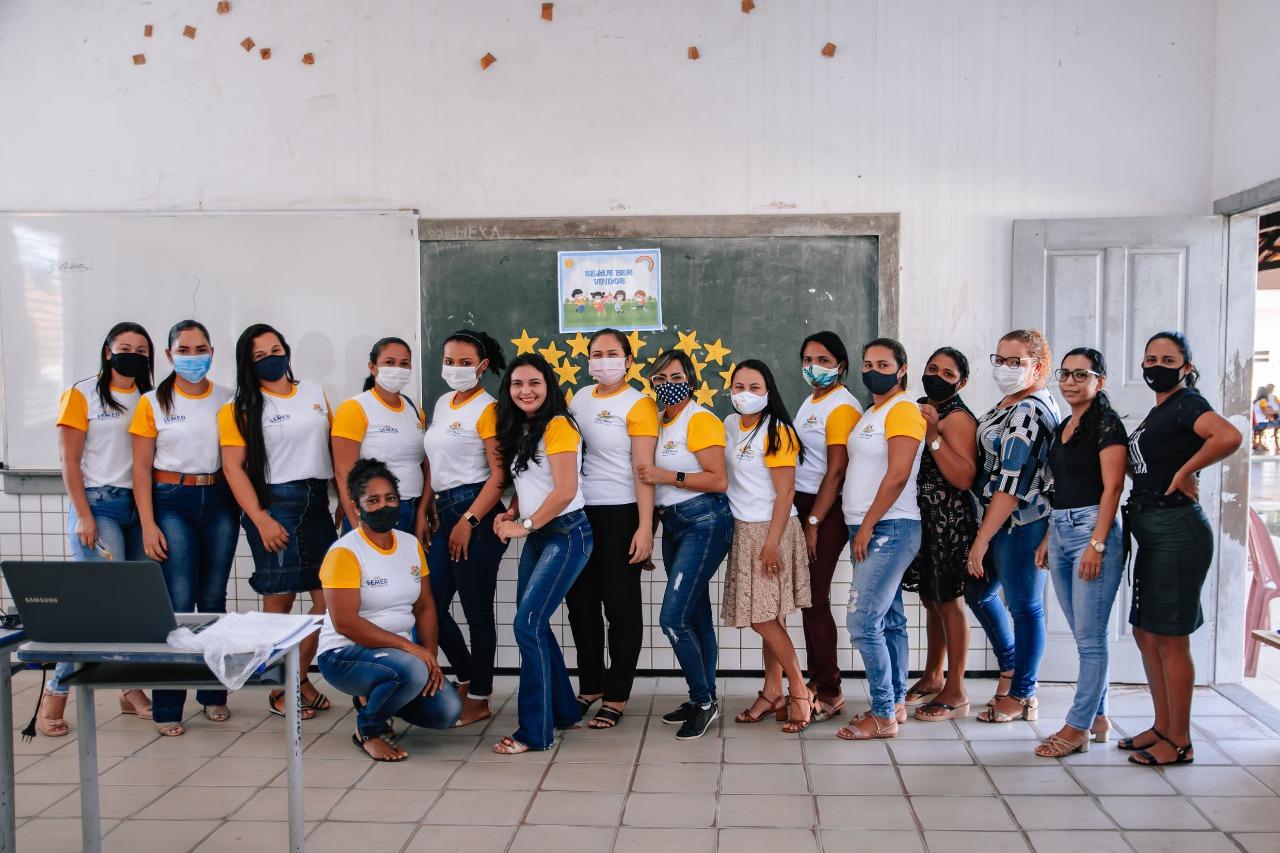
[
  {"x1": 93, "y1": 411, "x2": 122, "y2": 421},
  {"x1": 660, "y1": 439, "x2": 678, "y2": 456},
  {"x1": 162, "y1": 414, "x2": 187, "y2": 424},
  {"x1": 370, "y1": 425, "x2": 399, "y2": 434},
  {"x1": 364, "y1": 576, "x2": 389, "y2": 587},
  {"x1": 595, "y1": 409, "x2": 621, "y2": 426},
  {"x1": 410, "y1": 563, "x2": 422, "y2": 581},
  {"x1": 267, "y1": 414, "x2": 291, "y2": 424},
  {"x1": 445, "y1": 420, "x2": 464, "y2": 437},
  {"x1": 803, "y1": 414, "x2": 820, "y2": 430},
  {"x1": 736, "y1": 443, "x2": 756, "y2": 461}
]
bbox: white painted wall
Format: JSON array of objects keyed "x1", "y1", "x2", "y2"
[{"x1": 1213, "y1": 0, "x2": 1280, "y2": 201}]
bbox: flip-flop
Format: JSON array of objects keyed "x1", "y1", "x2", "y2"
[
  {"x1": 268, "y1": 692, "x2": 316, "y2": 720},
  {"x1": 353, "y1": 733, "x2": 406, "y2": 762},
  {"x1": 589, "y1": 706, "x2": 624, "y2": 729}
]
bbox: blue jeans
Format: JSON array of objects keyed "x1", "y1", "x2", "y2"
[
  {"x1": 427, "y1": 483, "x2": 507, "y2": 698},
  {"x1": 845, "y1": 518, "x2": 922, "y2": 719},
  {"x1": 965, "y1": 516, "x2": 1049, "y2": 699},
  {"x1": 319, "y1": 645, "x2": 462, "y2": 738},
  {"x1": 1046, "y1": 507, "x2": 1124, "y2": 730},
  {"x1": 658, "y1": 493, "x2": 734, "y2": 706},
  {"x1": 513, "y1": 510, "x2": 593, "y2": 749},
  {"x1": 150, "y1": 482, "x2": 240, "y2": 723},
  {"x1": 53, "y1": 486, "x2": 143, "y2": 695}
]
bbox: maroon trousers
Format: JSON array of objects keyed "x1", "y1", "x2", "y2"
[{"x1": 794, "y1": 491, "x2": 849, "y2": 698}]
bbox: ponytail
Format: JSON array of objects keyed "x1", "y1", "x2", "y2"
[
  {"x1": 156, "y1": 320, "x2": 211, "y2": 416},
  {"x1": 362, "y1": 336, "x2": 412, "y2": 392}
]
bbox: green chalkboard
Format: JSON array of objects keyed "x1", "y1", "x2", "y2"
[{"x1": 419, "y1": 236, "x2": 880, "y2": 417}]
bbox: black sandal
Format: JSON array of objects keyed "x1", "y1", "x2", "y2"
[
  {"x1": 352, "y1": 696, "x2": 394, "y2": 737},
  {"x1": 268, "y1": 691, "x2": 316, "y2": 720},
  {"x1": 576, "y1": 695, "x2": 601, "y2": 715},
  {"x1": 1117, "y1": 727, "x2": 1164, "y2": 751},
  {"x1": 589, "y1": 705, "x2": 624, "y2": 729},
  {"x1": 300, "y1": 678, "x2": 331, "y2": 712},
  {"x1": 352, "y1": 733, "x2": 406, "y2": 762},
  {"x1": 1129, "y1": 731, "x2": 1194, "y2": 766}
]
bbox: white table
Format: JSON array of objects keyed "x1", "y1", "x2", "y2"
[
  {"x1": 0, "y1": 627, "x2": 26, "y2": 853},
  {"x1": 17, "y1": 621, "x2": 318, "y2": 853}
]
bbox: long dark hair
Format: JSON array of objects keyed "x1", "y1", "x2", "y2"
[
  {"x1": 156, "y1": 320, "x2": 211, "y2": 416},
  {"x1": 496, "y1": 354, "x2": 580, "y2": 484},
  {"x1": 731, "y1": 359, "x2": 805, "y2": 466},
  {"x1": 361, "y1": 336, "x2": 412, "y2": 392},
  {"x1": 96, "y1": 322, "x2": 155, "y2": 413},
  {"x1": 444, "y1": 329, "x2": 507, "y2": 375},
  {"x1": 232, "y1": 323, "x2": 295, "y2": 507},
  {"x1": 862, "y1": 337, "x2": 909, "y2": 391},
  {"x1": 1146, "y1": 330, "x2": 1200, "y2": 388},
  {"x1": 800, "y1": 331, "x2": 849, "y2": 378},
  {"x1": 1061, "y1": 347, "x2": 1116, "y2": 446}
]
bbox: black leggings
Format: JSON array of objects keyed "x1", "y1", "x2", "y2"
[{"x1": 565, "y1": 503, "x2": 645, "y2": 702}]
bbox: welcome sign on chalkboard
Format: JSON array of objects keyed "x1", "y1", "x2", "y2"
[{"x1": 557, "y1": 248, "x2": 663, "y2": 333}]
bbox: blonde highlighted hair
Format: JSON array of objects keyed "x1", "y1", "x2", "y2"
[{"x1": 999, "y1": 328, "x2": 1051, "y2": 368}]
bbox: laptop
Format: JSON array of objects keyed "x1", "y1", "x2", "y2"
[{"x1": 1, "y1": 560, "x2": 207, "y2": 643}]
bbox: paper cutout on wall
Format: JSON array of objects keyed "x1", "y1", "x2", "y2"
[
  {"x1": 143, "y1": 24, "x2": 153, "y2": 37},
  {"x1": 541, "y1": 3, "x2": 553, "y2": 21},
  {"x1": 217, "y1": 1, "x2": 231, "y2": 14},
  {"x1": 259, "y1": 47, "x2": 272, "y2": 60},
  {"x1": 241, "y1": 37, "x2": 255, "y2": 51},
  {"x1": 132, "y1": 53, "x2": 146, "y2": 65},
  {"x1": 821, "y1": 42, "x2": 837, "y2": 57},
  {"x1": 480, "y1": 52, "x2": 497, "y2": 70},
  {"x1": 302, "y1": 52, "x2": 315, "y2": 65},
  {"x1": 183, "y1": 25, "x2": 197, "y2": 39},
  {"x1": 742, "y1": 0, "x2": 756, "y2": 12},
  {"x1": 688, "y1": 46, "x2": 700, "y2": 60}
]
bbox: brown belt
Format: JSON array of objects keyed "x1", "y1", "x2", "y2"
[{"x1": 153, "y1": 471, "x2": 218, "y2": 486}]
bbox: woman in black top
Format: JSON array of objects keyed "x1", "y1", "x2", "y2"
[
  {"x1": 1032, "y1": 348, "x2": 1127, "y2": 757},
  {"x1": 1122, "y1": 331, "x2": 1240, "y2": 766}
]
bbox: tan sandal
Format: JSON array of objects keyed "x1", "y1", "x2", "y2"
[
  {"x1": 987, "y1": 670, "x2": 1013, "y2": 707},
  {"x1": 119, "y1": 689, "x2": 153, "y2": 720},
  {"x1": 36, "y1": 691, "x2": 70, "y2": 737},
  {"x1": 836, "y1": 711, "x2": 898, "y2": 740},
  {"x1": 811, "y1": 694, "x2": 845, "y2": 723},
  {"x1": 735, "y1": 691, "x2": 785, "y2": 723},
  {"x1": 1035, "y1": 732, "x2": 1089, "y2": 757},
  {"x1": 492, "y1": 735, "x2": 531, "y2": 755},
  {"x1": 978, "y1": 695, "x2": 1038, "y2": 723},
  {"x1": 914, "y1": 700, "x2": 970, "y2": 721},
  {"x1": 781, "y1": 694, "x2": 813, "y2": 734}
]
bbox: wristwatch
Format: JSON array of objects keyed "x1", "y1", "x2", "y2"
[
  {"x1": 675, "y1": 471, "x2": 687, "y2": 488},
  {"x1": 1089, "y1": 538, "x2": 1106, "y2": 554},
  {"x1": 807, "y1": 515, "x2": 820, "y2": 526},
  {"x1": 464, "y1": 511, "x2": 480, "y2": 529},
  {"x1": 929, "y1": 438, "x2": 942, "y2": 452},
  {"x1": 521, "y1": 517, "x2": 535, "y2": 532}
]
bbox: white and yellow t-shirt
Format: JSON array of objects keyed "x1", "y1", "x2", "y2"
[
  {"x1": 56, "y1": 377, "x2": 139, "y2": 489},
  {"x1": 654, "y1": 402, "x2": 726, "y2": 507},
  {"x1": 512, "y1": 415, "x2": 586, "y2": 519},
  {"x1": 130, "y1": 383, "x2": 232, "y2": 474},
  {"x1": 317, "y1": 527, "x2": 428, "y2": 656},
  {"x1": 423, "y1": 390, "x2": 498, "y2": 492},
  {"x1": 794, "y1": 386, "x2": 863, "y2": 495},
  {"x1": 217, "y1": 380, "x2": 334, "y2": 484},
  {"x1": 842, "y1": 391, "x2": 927, "y2": 524},
  {"x1": 332, "y1": 390, "x2": 426, "y2": 498},
  {"x1": 569, "y1": 383, "x2": 660, "y2": 506},
  {"x1": 724, "y1": 414, "x2": 801, "y2": 523}
]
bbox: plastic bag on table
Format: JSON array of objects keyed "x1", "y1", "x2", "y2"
[{"x1": 168, "y1": 617, "x2": 273, "y2": 691}]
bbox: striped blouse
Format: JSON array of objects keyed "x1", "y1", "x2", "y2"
[{"x1": 973, "y1": 388, "x2": 1061, "y2": 527}]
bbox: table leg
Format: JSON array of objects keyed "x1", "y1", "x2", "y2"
[
  {"x1": 76, "y1": 685, "x2": 100, "y2": 853},
  {"x1": 0, "y1": 652, "x2": 14, "y2": 853},
  {"x1": 285, "y1": 647, "x2": 303, "y2": 853}
]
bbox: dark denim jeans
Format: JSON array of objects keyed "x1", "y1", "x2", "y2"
[
  {"x1": 319, "y1": 645, "x2": 462, "y2": 738},
  {"x1": 658, "y1": 493, "x2": 733, "y2": 707},
  {"x1": 427, "y1": 483, "x2": 507, "y2": 698},
  {"x1": 150, "y1": 481, "x2": 240, "y2": 723},
  {"x1": 513, "y1": 510, "x2": 593, "y2": 750}
]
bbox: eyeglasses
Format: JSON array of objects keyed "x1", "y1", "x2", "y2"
[
  {"x1": 650, "y1": 375, "x2": 687, "y2": 386},
  {"x1": 990, "y1": 354, "x2": 1036, "y2": 368},
  {"x1": 1054, "y1": 368, "x2": 1102, "y2": 383}
]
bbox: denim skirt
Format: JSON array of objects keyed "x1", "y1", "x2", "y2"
[
  {"x1": 1126, "y1": 502, "x2": 1214, "y2": 636},
  {"x1": 242, "y1": 478, "x2": 338, "y2": 595}
]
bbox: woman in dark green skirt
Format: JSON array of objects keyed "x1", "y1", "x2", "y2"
[{"x1": 1122, "y1": 331, "x2": 1241, "y2": 767}]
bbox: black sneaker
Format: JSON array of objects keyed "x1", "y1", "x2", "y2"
[
  {"x1": 661, "y1": 702, "x2": 698, "y2": 725},
  {"x1": 675, "y1": 702, "x2": 719, "y2": 740}
]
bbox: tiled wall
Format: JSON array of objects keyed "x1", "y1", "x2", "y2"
[{"x1": 0, "y1": 488, "x2": 1000, "y2": 674}]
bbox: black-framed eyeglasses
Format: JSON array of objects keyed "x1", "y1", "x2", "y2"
[
  {"x1": 990, "y1": 354, "x2": 1035, "y2": 368},
  {"x1": 1054, "y1": 368, "x2": 1102, "y2": 383}
]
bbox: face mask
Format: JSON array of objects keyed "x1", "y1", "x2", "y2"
[
  {"x1": 375, "y1": 366, "x2": 412, "y2": 394},
  {"x1": 1142, "y1": 364, "x2": 1185, "y2": 393},
  {"x1": 588, "y1": 357, "x2": 628, "y2": 386},
  {"x1": 359, "y1": 504, "x2": 400, "y2": 534},
  {"x1": 253, "y1": 354, "x2": 290, "y2": 382},
  {"x1": 172, "y1": 354, "x2": 212, "y2": 384},
  {"x1": 992, "y1": 363, "x2": 1034, "y2": 395},
  {"x1": 731, "y1": 391, "x2": 769, "y2": 415},
  {"x1": 442, "y1": 364, "x2": 479, "y2": 392},
  {"x1": 861, "y1": 369, "x2": 901, "y2": 396},
  {"x1": 655, "y1": 382, "x2": 692, "y2": 408},
  {"x1": 921, "y1": 373, "x2": 957, "y2": 402},
  {"x1": 803, "y1": 364, "x2": 840, "y2": 388},
  {"x1": 109, "y1": 351, "x2": 150, "y2": 379}
]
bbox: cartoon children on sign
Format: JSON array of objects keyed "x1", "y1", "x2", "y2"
[{"x1": 557, "y1": 248, "x2": 663, "y2": 332}]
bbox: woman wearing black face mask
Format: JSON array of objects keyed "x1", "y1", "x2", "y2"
[
  {"x1": 219, "y1": 323, "x2": 338, "y2": 718},
  {"x1": 1121, "y1": 331, "x2": 1240, "y2": 767}
]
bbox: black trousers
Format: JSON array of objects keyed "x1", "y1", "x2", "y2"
[{"x1": 565, "y1": 503, "x2": 645, "y2": 702}]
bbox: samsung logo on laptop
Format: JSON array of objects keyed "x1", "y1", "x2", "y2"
[{"x1": 21, "y1": 596, "x2": 57, "y2": 605}]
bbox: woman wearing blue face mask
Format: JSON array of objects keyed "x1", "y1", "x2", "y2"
[{"x1": 130, "y1": 320, "x2": 237, "y2": 735}]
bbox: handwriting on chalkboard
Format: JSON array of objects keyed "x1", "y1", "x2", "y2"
[
  {"x1": 423, "y1": 224, "x2": 505, "y2": 241},
  {"x1": 49, "y1": 256, "x2": 93, "y2": 273}
]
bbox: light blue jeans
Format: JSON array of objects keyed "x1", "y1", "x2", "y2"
[
  {"x1": 1046, "y1": 507, "x2": 1124, "y2": 731},
  {"x1": 846, "y1": 518, "x2": 922, "y2": 719}
]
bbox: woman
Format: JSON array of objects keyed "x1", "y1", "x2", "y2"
[
  {"x1": 1252, "y1": 386, "x2": 1279, "y2": 452},
  {"x1": 907, "y1": 347, "x2": 979, "y2": 722},
  {"x1": 636, "y1": 351, "x2": 732, "y2": 742},
  {"x1": 130, "y1": 320, "x2": 237, "y2": 735},
  {"x1": 318, "y1": 458, "x2": 461, "y2": 762},
  {"x1": 565, "y1": 328, "x2": 657, "y2": 729},
  {"x1": 836, "y1": 338, "x2": 925, "y2": 741},
  {"x1": 1031, "y1": 348, "x2": 1127, "y2": 756},
  {"x1": 41, "y1": 322, "x2": 155, "y2": 735},
  {"x1": 965, "y1": 329, "x2": 1060, "y2": 724},
  {"x1": 218, "y1": 323, "x2": 336, "y2": 719},
  {"x1": 489, "y1": 354, "x2": 594, "y2": 754},
  {"x1": 332, "y1": 337, "x2": 430, "y2": 539},
  {"x1": 1121, "y1": 331, "x2": 1241, "y2": 766},
  {"x1": 422, "y1": 329, "x2": 509, "y2": 727},
  {"x1": 723, "y1": 360, "x2": 813, "y2": 733},
  {"x1": 793, "y1": 332, "x2": 862, "y2": 721}
]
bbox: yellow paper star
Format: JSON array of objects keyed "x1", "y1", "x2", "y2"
[
  {"x1": 703, "y1": 337, "x2": 732, "y2": 366},
  {"x1": 636, "y1": 376, "x2": 653, "y2": 396},
  {"x1": 690, "y1": 355, "x2": 707, "y2": 382},
  {"x1": 564, "y1": 388, "x2": 575, "y2": 405},
  {"x1": 626, "y1": 330, "x2": 647, "y2": 357},
  {"x1": 554, "y1": 359, "x2": 581, "y2": 386},
  {"x1": 673, "y1": 329, "x2": 702, "y2": 356},
  {"x1": 718, "y1": 362, "x2": 737, "y2": 390},
  {"x1": 565, "y1": 332, "x2": 591, "y2": 359},
  {"x1": 694, "y1": 386, "x2": 717, "y2": 407},
  {"x1": 626, "y1": 361, "x2": 647, "y2": 384},
  {"x1": 511, "y1": 329, "x2": 539, "y2": 355},
  {"x1": 538, "y1": 341, "x2": 566, "y2": 365}
]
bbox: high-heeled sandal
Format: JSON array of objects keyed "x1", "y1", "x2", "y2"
[
  {"x1": 1034, "y1": 732, "x2": 1089, "y2": 757},
  {"x1": 735, "y1": 691, "x2": 785, "y2": 723},
  {"x1": 782, "y1": 694, "x2": 814, "y2": 734},
  {"x1": 987, "y1": 670, "x2": 1014, "y2": 707},
  {"x1": 119, "y1": 689, "x2": 153, "y2": 720},
  {"x1": 1117, "y1": 727, "x2": 1162, "y2": 751},
  {"x1": 1091, "y1": 719, "x2": 1111, "y2": 743},
  {"x1": 836, "y1": 711, "x2": 898, "y2": 740},
  {"x1": 977, "y1": 695, "x2": 1037, "y2": 723},
  {"x1": 811, "y1": 694, "x2": 845, "y2": 723},
  {"x1": 1129, "y1": 731, "x2": 1194, "y2": 766}
]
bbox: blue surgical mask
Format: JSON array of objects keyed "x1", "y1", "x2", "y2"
[
  {"x1": 655, "y1": 382, "x2": 692, "y2": 408},
  {"x1": 172, "y1": 354, "x2": 212, "y2": 383},
  {"x1": 803, "y1": 364, "x2": 840, "y2": 388}
]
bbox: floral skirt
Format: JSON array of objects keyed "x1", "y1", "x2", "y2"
[{"x1": 721, "y1": 517, "x2": 811, "y2": 628}]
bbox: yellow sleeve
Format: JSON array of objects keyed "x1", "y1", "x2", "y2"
[
  {"x1": 55, "y1": 386, "x2": 89, "y2": 431},
  {"x1": 884, "y1": 400, "x2": 927, "y2": 441},
  {"x1": 825, "y1": 403, "x2": 861, "y2": 446},
  {"x1": 319, "y1": 547, "x2": 361, "y2": 589},
  {"x1": 416, "y1": 541, "x2": 430, "y2": 578},
  {"x1": 330, "y1": 399, "x2": 369, "y2": 442},
  {"x1": 129, "y1": 395, "x2": 157, "y2": 438},
  {"x1": 544, "y1": 416, "x2": 582, "y2": 455},
  {"x1": 217, "y1": 402, "x2": 246, "y2": 447},
  {"x1": 764, "y1": 425, "x2": 800, "y2": 468},
  {"x1": 475, "y1": 402, "x2": 498, "y2": 440},
  {"x1": 687, "y1": 410, "x2": 726, "y2": 452},
  {"x1": 323, "y1": 392, "x2": 334, "y2": 427},
  {"x1": 625, "y1": 395, "x2": 660, "y2": 438}
]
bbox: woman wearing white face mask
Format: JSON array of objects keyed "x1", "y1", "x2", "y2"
[
  {"x1": 422, "y1": 329, "x2": 510, "y2": 726},
  {"x1": 965, "y1": 329, "x2": 1060, "y2": 724},
  {"x1": 332, "y1": 337, "x2": 431, "y2": 540},
  {"x1": 565, "y1": 328, "x2": 658, "y2": 729}
]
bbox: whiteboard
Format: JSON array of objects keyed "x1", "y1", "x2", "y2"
[{"x1": 0, "y1": 211, "x2": 421, "y2": 472}]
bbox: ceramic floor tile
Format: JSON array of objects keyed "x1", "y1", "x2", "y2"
[
  {"x1": 16, "y1": 755, "x2": 123, "y2": 784},
  {"x1": 326, "y1": 787, "x2": 436, "y2": 822},
  {"x1": 1164, "y1": 765, "x2": 1276, "y2": 795},
  {"x1": 911, "y1": 795, "x2": 1018, "y2": 831},
  {"x1": 227, "y1": 786, "x2": 345, "y2": 822},
  {"x1": 134, "y1": 785, "x2": 257, "y2": 820},
  {"x1": 1026, "y1": 830, "x2": 1132, "y2": 853},
  {"x1": 266, "y1": 757, "x2": 372, "y2": 788},
  {"x1": 819, "y1": 829, "x2": 925, "y2": 852},
  {"x1": 638, "y1": 736, "x2": 723, "y2": 764},
  {"x1": 1249, "y1": 765, "x2": 1280, "y2": 795},
  {"x1": 15, "y1": 783, "x2": 76, "y2": 818},
  {"x1": 1098, "y1": 796, "x2": 1212, "y2": 830},
  {"x1": 807, "y1": 763, "x2": 901, "y2": 795},
  {"x1": 1122, "y1": 830, "x2": 1241, "y2": 853},
  {"x1": 1004, "y1": 794, "x2": 1114, "y2": 830},
  {"x1": 920, "y1": 830, "x2": 1030, "y2": 852},
  {"x1": 525, "y1": 790, "x2": 625, "y2": 826},
  {"x1": 540, "y1": 760, "x2": 634, "y2": 792},
  {"x1": 107, "y1": 818, "x2": 220, "y2": 853},
  {"x1": 815, "y1": 794, "x2": 916, "y2": 830},
  {"x1": 1234, "y1": 833, "x2": 1280, "y2": 853},
  {"x1": 18, "y1": 817, "x2": 120, "y2": 853},
  {"x1": 302, "y1": 821, "x2": 416, "y2": 853},
  {"x1": 630, "y1": 762, "x2": 721, "y2": 793},
  {"x1": 1069, "y1": 765, "x2": 1177, "y2": 795},
  {"x1": 723, "y1": 738, "x2": 803, "y2": 764},
  {"x1": 135, "y1": 730, "x2": 240, "y2": 757},
  {"x1": 613, "y1": 827, "x2": 716, "y2": 853},
  {"x1": 1191, "y1": 797, "x2": 1280, "y2": 832},
  {"x1": 1217, "y1": 739, "x2": 1280, "y2": 765},
  {"x1": 96, "y1": 755, "x2": 206, "y2": 787},
  {"x1": 716, "y1": 793, "x2": 815, "y2": 827},
  {"x1": 447, "y1": 759, "x2": 546, "y2": 790},
  {"x1": 717, "y1": 827, "x2": 820, "y2": 852},
  {"x1": 423, "y1": 789, "x2": 532, "y2": 825},
  {"x1": 354, "y1": 759, "x2": 460, "y2": 790},
  {"x1": 622, "y1": 792, "x2": 717, "y2": 827},
  {"x1": 402, "y1": 825, "x2": 516, "y2": 853},
  {"x1": 719, "y1": 762, "x2": 810, "y2": 794},
  {"x1": 508, "y1": 825, "x2": 617, "y2": 853},
  {"x1": 802, "y1": 738, "x2": 892, "y2": 765},
  {"x1": 987, "y1": 765, "x2": 1084, "y2": 795},
  {"x1": 897, "y1": 765, "x2": 995, "y2": 796}
]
